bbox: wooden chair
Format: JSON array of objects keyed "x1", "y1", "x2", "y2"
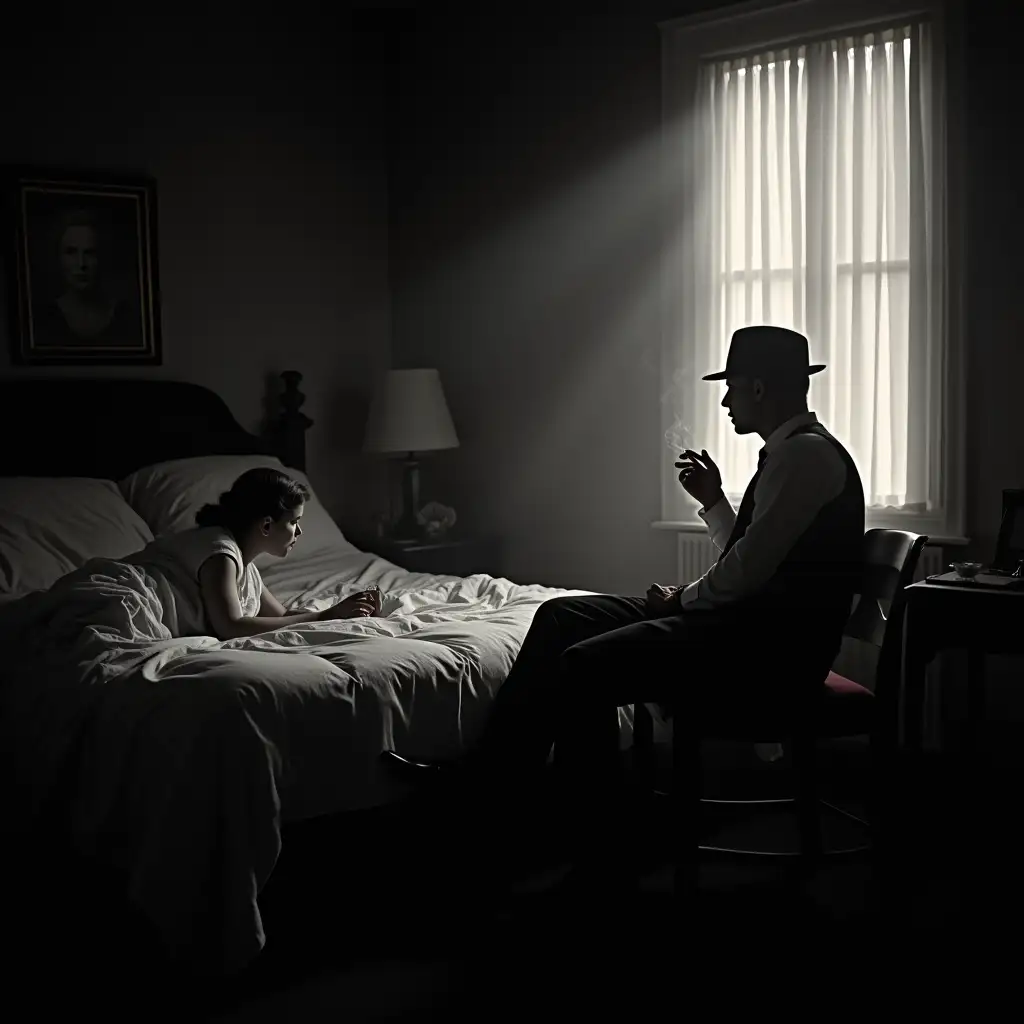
[{"x1": 632, "y1": 528, "x2": 928, "y2": 871}]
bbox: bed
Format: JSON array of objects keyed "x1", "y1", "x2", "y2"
[{"x1": 0, "y1": 373, "x2": 630, "y2": 975}]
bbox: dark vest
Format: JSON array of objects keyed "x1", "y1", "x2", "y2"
[{"x1": 721, "y1": 422, "x2": 866, "y2": 675}]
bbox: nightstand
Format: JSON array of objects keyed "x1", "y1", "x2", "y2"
[{"x1": 359, "y1": 536, "x2": 502, "y2": 577}]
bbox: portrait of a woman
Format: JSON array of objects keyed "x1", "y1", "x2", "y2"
[
  {"x1": 8, "y1": 170, "x2": 161, "y2": 365},
  {"x1": 32, "y1": 207, "x2": 142, "y2": 349},
  {"x1": 28, "y1": 205, "x2": 141, "y2": 350}
]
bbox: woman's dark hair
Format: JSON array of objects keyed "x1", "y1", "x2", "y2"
[{"x1": 195, "y1": 467, "x2": 309, "y2": 533}]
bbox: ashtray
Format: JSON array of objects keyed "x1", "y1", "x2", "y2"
[{"x1": 949, "y1": 561, "x2": 984, "y2": 580}]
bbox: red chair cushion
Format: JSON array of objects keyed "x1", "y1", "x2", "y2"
[
  {"x1": 815, "y1": 670, "x2": 875, "y2": 737},
  {"x1": 823, "y1": 670, "x2": 872, "y2": 698}
]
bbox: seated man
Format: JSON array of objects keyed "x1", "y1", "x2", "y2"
[{"x1": 385, "y1": 326, "x2": 865, "y2": 794}]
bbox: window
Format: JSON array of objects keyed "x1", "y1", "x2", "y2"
[{"x1": 659, "y1": 1, "x2": 962, "y2": 540}]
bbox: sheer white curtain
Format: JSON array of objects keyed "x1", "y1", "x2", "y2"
[{"x1": 667, "y1": 20, "x2": 946, "y2": 516}]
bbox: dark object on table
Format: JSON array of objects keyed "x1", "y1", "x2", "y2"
[
  {"x1": 993, "y1": 488, "x2": 1024, "y2": 572},
  {"x1": 4, "y1": 166, "x2": 162, "y2": 366}
]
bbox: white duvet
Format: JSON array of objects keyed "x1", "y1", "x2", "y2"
[{"x1": 0, "y1": 545, "x2": 619, "y2": 973}]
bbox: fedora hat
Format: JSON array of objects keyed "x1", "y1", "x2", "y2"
[{"x1": 702, "y1": 326, "x2": 826, "y2": 381}]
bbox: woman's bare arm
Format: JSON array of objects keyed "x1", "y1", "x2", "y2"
[
  {"x1": 199, "y1": 557, "x2": 378, "y2": 639},
  {"x1": 259, "y1": 585, "x2": 290, "y2": 618},
  {"x1": 199, "y1": 556, "x2": 324, "y2": 639}
]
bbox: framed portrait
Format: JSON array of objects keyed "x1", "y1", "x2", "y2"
[{"x1": 4, "y1": 167, "x2": 162, "y2": 365}]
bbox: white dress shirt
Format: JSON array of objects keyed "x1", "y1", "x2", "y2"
[
  {"x1": 678, "y1": 412, "x2": 848, "y2": 763},
  {"x1": 679, "y1": 411, "x2": 849, "y2": 611}
]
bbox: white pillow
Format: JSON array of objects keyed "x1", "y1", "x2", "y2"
[
  {"x1": 119, "y1": 454, "x2": 356, "y2": 566},
  {"x1": 0, "y1": 477, "x2": 155, "y2": 598}
]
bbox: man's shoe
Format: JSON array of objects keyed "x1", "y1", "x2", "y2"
[
  {"x1": 380, "y1": 750, "x2": 541, "y2": 796},
  {"x1": 380, "y1": 749, "x2": 448, "y2": 770},
  {"x1": 380, "y1": 750, "x2": 460, "y2": 783}
]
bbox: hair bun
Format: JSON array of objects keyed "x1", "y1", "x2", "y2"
[
  {"x1": 195, "y1": 468, "x2": 309, "y2": 532},
  {"x1": 195, "y1": 500, "x2": 227, "y2": 528}
]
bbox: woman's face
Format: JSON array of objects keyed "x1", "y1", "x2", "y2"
[
  {"x1": 261, "y1": 504, "x2": 304, "y2": 557},
  {"x1": 59, "y1": 224, "x2": 99, "y2": 291}
]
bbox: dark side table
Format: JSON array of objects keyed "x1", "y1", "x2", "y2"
[{"x1": 903, "y1": 580, "x2": 1024, "y2": 753}]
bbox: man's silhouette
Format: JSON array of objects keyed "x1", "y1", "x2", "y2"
[{"x1": 385, "y1": 326, "x2": 865, "y2": 793}]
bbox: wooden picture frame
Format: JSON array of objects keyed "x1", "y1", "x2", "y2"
[{"x1": 4, "y1": 167, "x2": 162, "y2": 366}]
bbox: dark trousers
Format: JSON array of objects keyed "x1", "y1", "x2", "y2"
[
  {"x1": 468, "y1": 593, "x2": 837, "y2": 876},
  {"x1": 475, "y1": 592, "x2": 795, "y2": 786}
]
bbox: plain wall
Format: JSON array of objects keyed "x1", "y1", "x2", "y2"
[
  {"x1": 389, "y1": 5, "x2": 681, "y2": 590},
  {"x1": 0, "y1": 8, "x2": 392, "y2": 524},
  {"x1": 388, "y1": 2, "x2": 1022, "y2": 592}
]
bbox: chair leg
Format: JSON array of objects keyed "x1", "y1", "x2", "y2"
[
  {"x1": 672, "y1": 722, "x2": 699, "y2": 898},
  {"x1": 866, "y1": 727, "x2": 899, "y2": 908},
  {"x1": 792, "y1": 734, "x2": 822, "y2": 874},
  {"x1": 632, "y1": 702, "x2": 656, "y2": 790},
  {"x1": 865, "y1": 730, "x2": 884, "y2": 850}
]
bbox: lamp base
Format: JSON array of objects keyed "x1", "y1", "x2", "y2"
[{"x1": 391, "y1": 453, "x2": 421, "y2": 543}]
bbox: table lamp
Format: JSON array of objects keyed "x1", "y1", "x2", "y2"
[{"x1": 363, "y1": 368, "x2": 460, "y2": 543}]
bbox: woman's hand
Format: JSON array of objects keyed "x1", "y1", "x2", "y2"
[{"x1": 317, "y1": 588, "x2": 381, "y2": 621}]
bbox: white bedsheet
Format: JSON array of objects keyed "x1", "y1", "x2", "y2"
[{"x1": 0, "y1": 546, "x2": 625, "y2": 973}]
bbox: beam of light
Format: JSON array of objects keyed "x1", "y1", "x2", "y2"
[{"x1": 397, "y1": 115, "x2": 711, "y2": 531}]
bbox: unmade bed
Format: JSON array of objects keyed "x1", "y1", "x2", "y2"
[{"x1": 0, "y1": 374, "x2": 637, "y2": 974}]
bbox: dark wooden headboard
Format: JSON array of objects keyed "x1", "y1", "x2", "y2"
[{"x1": 0, "y1": 371, "x2": 313, "y2": 480}]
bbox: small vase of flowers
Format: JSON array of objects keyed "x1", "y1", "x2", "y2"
[{"x1": 417, "y1": 502, "x2": 457, "y2": 540}]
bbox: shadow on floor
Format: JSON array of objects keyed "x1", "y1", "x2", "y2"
[{"x1": 8, "y1": 741, "x2": 1020, "y2": 1020}]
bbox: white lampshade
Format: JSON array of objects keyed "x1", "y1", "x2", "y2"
[{"x1": 363, "y1": 368, "x2": 460, "y2": 455}]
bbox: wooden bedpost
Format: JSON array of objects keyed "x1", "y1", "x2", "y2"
[{"x1": 273, "y1": 370, "x2": 313, "y2": 471}]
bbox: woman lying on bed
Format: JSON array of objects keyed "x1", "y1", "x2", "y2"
[{"x1": 128, "y1": 467, "x2": 381, "y2": 640}]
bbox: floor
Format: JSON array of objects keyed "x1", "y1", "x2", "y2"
[{"x1": 9, "y1": 734, "x2": 1020, "y2": 1020}]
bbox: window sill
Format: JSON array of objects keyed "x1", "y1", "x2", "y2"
[{"x1": 650, "y1": 519, "x2": 969, "y2": 547}]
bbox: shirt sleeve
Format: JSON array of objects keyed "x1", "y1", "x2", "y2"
[
  {"x1": 698, "y1": 494, "x2": 737, "y2": 553},
  {"x1": 678, "y1": 436, "x2": 847, "y2": 610},
  {"x1": 190, "y1": 528, "x2": 244, "y2": 585}
]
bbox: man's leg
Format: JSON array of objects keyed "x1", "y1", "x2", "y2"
[
  {"x1": 551, "y1": 607, "x2": 799, "y2": 782},
  {"x1": 550, "y1": 609, "x2": 817, "y2": 882},
  {"x1": 550, "y1": 611, "x2": 697, "y2": 789},
  {"x1": 529, "y1": 612, "x2": 699, "y2": 885},
  {"x1": 473, "y1": 593, "x2": 651, "y2": 772}
]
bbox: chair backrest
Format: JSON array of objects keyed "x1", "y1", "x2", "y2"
[
  {"x1": 842, "y1": 528, "x2": 928, "y2": 709},
  {"x1": 993, "y1": 488, "x2": 1024, "y2": 572}
]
